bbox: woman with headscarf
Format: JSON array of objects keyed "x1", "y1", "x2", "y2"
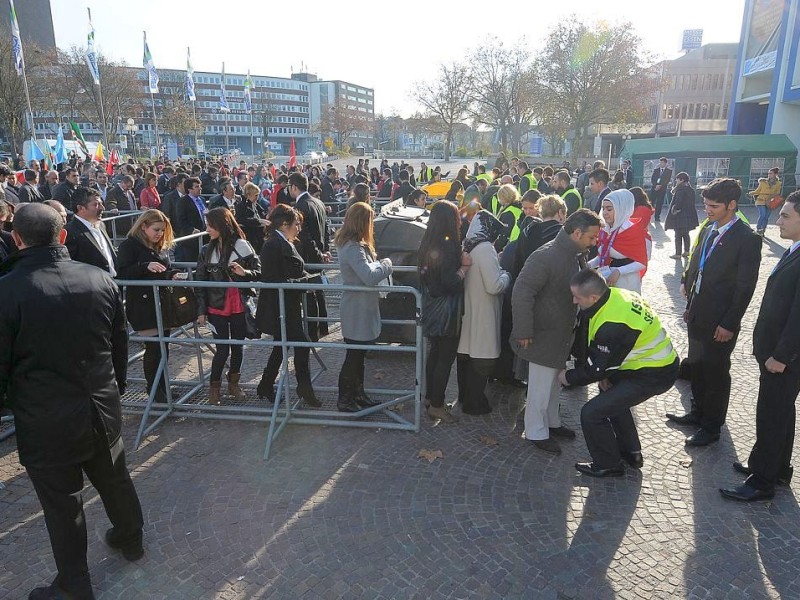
[
  {"x1": 589, "y1": 189, "x2": 649, "y2": 293},
  {"x1": 456, "y1": 210, "x2": 511, "y2": 415}
]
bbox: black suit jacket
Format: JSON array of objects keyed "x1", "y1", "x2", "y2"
[
  {"x1": 753, "y1": 246, "x2": 800, "y2": 366},
  {"x1": 106, "y1": 184, "x2": 136, "y2": 211},
  {"x1": 64, "y1": 218, "x2": 117, "y2": 273},
  {"x1": 684, "y1": 219, "x2": 762, "y2": 335},
  {"x1": 18, "y1": 182, "x2": 44, "y2": 203},
  {"x1": 38, "y1": 183, "x2": 53, "y2": 201},
  {"x1": 208, "y1": 193, "x2": 240, "y2": 211},
  {"x1": 294, "y1": 191, "x2": 329, "y2": 268},
  {"x1": 590, "y1": 187, "x2": 611, "y2": 214},
  {"x1": 52, "y1": 182, "x2": 77, "y2": 212},
  {"x1": 176, "y1": 194, "x2": 206, "y2": 236},
  {"x1": 160, "y1": 189, "x2": 182, "y2": 226},
  {"x1": 0, "y1": 245, "x2": 128, "y2": 468},
  {"x1": 650, "y1": 167, "x2": 672, "y2": 196},
  {"x1": 256, "y1": 234, "x2": 311, "y2": 339}
]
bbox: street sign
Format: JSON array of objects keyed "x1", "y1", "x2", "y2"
[
  {"x1": 593, "y1": 135, "x2": 602, "y2": 157},
  {"x1": 529, "y1": 135, "x2": 543, "y2": 156},
  {"x1": 196, "y1": 138, "x2": 205, "y2": 153},
  {"x1": 682, "y1": 29, "x2": 703, "y2": 51}
]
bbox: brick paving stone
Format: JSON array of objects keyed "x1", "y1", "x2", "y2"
[{"x1": 2, "y1": 208, "x2": 799, "y2": 598}]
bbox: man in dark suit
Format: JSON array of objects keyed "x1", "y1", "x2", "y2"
[
  {"x1": 0, "y1": 203, "x2": 143, "y2": 600},
  {"x1": 289, "y1": 171, "x2": 330, "y2": 340},
  {"x1": 65, "y1": 186, "x2": 118, "y2": 275},
  {"x1": 175, "y1": 176, "x2": 207, "y2": 262},
  {"x1": 650, "y1": 156, "x2": 673, "y2": 223},
  {"x1": 207, "y1": 177, "x2": 239, "y2": 210},
  {"x1": 721, "y1": 192, "x2": 800, "y2": 501},
  {"x1": 587, "y1": 167, "x2": 611, "y2": 214},
  {"x1": 160, "y1": 172, "x2": 188, "y2": 228},
  {"x1": 52, "y1": 167, "x2": 79, "y2": 213},
  {"x1": 105, "y1": 174, "x2": 137, "y2": 212},
  {"x1": 622, "y1": 159, "x2": 633, "y2": 189},
  {"x1": 667, "y1": 178, "x2": 762, "y2": 446},
  {"x1": 38, "y1": 169, "x2": 59, "y2": 201},
  {"x1": 18, "y1": 169, "x2": 45, "y2": 203}
]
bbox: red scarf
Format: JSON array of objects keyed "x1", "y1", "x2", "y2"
[{"x1": 598, "y1": 219, "x2": 650, "y2": 277}]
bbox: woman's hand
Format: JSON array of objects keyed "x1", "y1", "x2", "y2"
[
  {"x1": 230, "y1": 262, "x2": 245, "y2": 277},
  {"x1": 607, "y1": 268, "x2": 621, "y2": 287},
  {"x1": 147, "y1": 262, "x2": 166, "y2": 273},
  {"x1": 197, "y1": 315, "x2": 206, "y2": 326},
  {"x1": 460, "y1": 251, "x2": 472, "y2": 267}
]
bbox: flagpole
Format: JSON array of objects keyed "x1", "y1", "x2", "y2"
[
  {"x1": 88, "y1": 8, "x2": 109, "y2": 153},
  {"x1": 151, "y1": 89, "x2": 160, "y2": 158},
  {"x1": 10, "y1": 0, "x2": 37, "y2": 155},
  {"x1": 250, "y1": 111, "x2": 254, "y2": 162}
]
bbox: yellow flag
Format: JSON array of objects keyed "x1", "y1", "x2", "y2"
[{"x1": 93, "y1": 140, "x2": 105, "y2": 162}]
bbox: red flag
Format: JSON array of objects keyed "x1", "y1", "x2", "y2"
[
  {"x1": 270, "y1": 165, "x2": 276, "y2": 180},
  {"x1": 288, "y1": 137, "x2": 296, "y2": 169},
  {"x1": 106, "y1": 148, "x2": 120, "y2": 175}
]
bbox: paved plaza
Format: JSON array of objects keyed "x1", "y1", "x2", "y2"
[{"x1": 2, "y1": 207, "x2": 799, "y2": 599}]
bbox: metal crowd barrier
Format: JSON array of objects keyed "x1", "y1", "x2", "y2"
[
  {"x1": 101, "y1": 210, "x2": 144, "y2": 247},
  {"x1": 117, "y1": 278, "x2": 423, "y2": 460}
]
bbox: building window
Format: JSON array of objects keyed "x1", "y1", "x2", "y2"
[
  {"x1": 722, "y1": 103, "x2": 729, "y2": 119},
  {"x1": 696, "y1": 158, "x2": 730, "y2": 187},
  {"x1": 749, "y1": 158, "x2": 785, "y2": 190}
]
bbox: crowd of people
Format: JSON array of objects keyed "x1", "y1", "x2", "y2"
[{"x1": 1, "y1": 148, "x2": 799, "y2": 599}]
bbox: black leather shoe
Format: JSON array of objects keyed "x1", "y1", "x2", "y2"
[
  {"x1": 549, "y1": 426, "x2": 576, "y2": 440},
  {"x1": 337, "y1": 393, "x2": 360, "y2": 413},
  {"x1": 256, "y1": 381, "x2": 275, "y2": 402},
  {"x1": 575, "y1": 462, "x2": 625, "y2": 477},
  {"x1": 685, "y1": 429, "x2": 720, "y2": 447},
  {"x1": 105, "y1": 527, "x2": 144, "y2": 561},
  {"x1": 733, "y1": 461, "x2": 792, "y2": 486},
  {"x1": 666, "y1": 412, "x2": 700, "y2": 426},
  {"x1": 29, "y1": 586, "x2": 70, "y2": 600},
  {"x1": 296, "y1": 384, "x2": 321, "y2": 407},
  {"x1": 621, "y1": 451, "x2": 644, "y2": 469},
  {"x1": 719, "y1": 483, "x2": 775, "y2": 502},
  {"x1": 354, "y1": 387, "x2": 380, "y2": 408}
]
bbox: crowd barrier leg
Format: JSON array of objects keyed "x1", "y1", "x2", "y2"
[{"x1": 263, "y1": 289, "x2": 292, "y2": 460}]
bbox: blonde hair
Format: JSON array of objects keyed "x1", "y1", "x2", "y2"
[
  {"x1": 334, "y1": 201, "x2": 375, "y2": 256},
  {"x1": 537, "y1": 195, "x2": 567, "y2": 219},
  {"x1": 242, "y1": 181, "x2": 260, "y2": 199},
  {"x1": 129, "y1": 209, "x2": 175, "y2": 252},
  {"x1": 497, "y1": 183, "x2": 520, "y2": 206}
]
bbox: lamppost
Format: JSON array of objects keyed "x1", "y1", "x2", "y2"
[{"x1": 126, "y1": 118, "x2": 137, "y2": 159}]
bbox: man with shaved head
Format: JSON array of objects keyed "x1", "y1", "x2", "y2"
[{"x1": 0, "y1": 203, "x2": 143, "y2": 600}]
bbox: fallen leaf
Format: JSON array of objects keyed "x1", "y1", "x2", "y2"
[
  {"x1": 679, "y1": 458, "x2": 693, "y2": 468},
  {"x1": 418, "y1": 449, "x2": 443, "y2": 463},
  {"x1": 479, "y1": 435, "x2": 499, "y2": 447}
]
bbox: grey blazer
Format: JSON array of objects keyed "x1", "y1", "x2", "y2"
[
  {"x1": 510, "y1": 228, "x2": 587, "y2": 368},
  {"x1": 337, "y1": 240, "x2": 392, "y2": 341}
]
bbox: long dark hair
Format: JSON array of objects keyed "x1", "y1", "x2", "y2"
[
  {"x1": 204, "y1": 207, "x2": 245, "y2": 263},
  {"x1": 418, "y1": 200, "x2": 461, "y2": 284},
  {"x1": 630, "y1": 186, "x2": 653, "y2": 209}
]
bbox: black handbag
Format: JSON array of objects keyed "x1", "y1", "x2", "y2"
[
  {"x1": 243, "y1": 296, "x2": 261, "y2": 339},
  {"x1": 159, "y1": 285, "x2": 198, "y2": 329},
  {"x1": 421, "y1": 291, "x2": 463, "y2": 338}
]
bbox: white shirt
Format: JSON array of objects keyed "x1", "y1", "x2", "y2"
[{"x1": 75, "y1": 215, "x2": 116, "y2": 277}]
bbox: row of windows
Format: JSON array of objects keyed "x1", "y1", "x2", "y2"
[
  {"x1": 207, "y1": 113, "x2": 308, "y2": 124},
  {"x1": 649, "y1": 102, "x2": 729, "y2": 121},
  {"x1": 345, "y1": 84, "x2": 372, "y2": 96},
  {"x1": 194, "y1": 101, "x2": 307, "y2": 113},
  {"x1": 206, "y1": 126, "x2": 306, "y2": 134},
  {"x1": 669, "y1": 72, "x2": 733, "y2": 92}
]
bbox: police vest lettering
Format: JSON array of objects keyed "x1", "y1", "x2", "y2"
[
  {"x1": 499, "y1": 204, "x2": 523, "y2": 242},
  {"x1": 588, "y1": 288, "x2": 676, "y2": 371}
]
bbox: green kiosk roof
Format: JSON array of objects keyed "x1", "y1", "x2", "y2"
[{"x1": 620, "y1": 134, "x2": 797, "y2": 160}]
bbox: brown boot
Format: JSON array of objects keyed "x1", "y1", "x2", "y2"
[
  {"x1": 209, "y1": 381, "x2": 222, "y2": 406},
  {"x1": 227, "y1": 372, "x2": 246, "y2": 401}
]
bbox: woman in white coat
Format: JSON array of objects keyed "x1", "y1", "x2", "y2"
[
  {"x1": 334, "y1": 202, "x2": 393, "y2": 413},
  {"x1": 457, "y1": 210, "x2": 511, "y2": 414}
]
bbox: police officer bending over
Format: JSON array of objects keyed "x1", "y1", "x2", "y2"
[{"x1": 559, "y1": 269, "x2": 679, "y2": 477}]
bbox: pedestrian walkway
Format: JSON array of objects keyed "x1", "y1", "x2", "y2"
[{"x1": 1, "y1": 211, "x2": 798, "y2": 599}]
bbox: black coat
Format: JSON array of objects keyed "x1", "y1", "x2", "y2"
[
  {"x1": 116, "y1": 236, "x2": 172, "y2": 331},
  {"x1": 195, "y1": 239, "x2": 261, "y2": 315},
  {"x1": 208, "y1": 193, "x2": 240, "y2": 211},
  {"x1": 160, "y1": 189, "x2": 181, "y2": 226},
  {"x1": 0, "y1": 245, "x2": 128, "y2": 468},
  {"x1": 256, "y1": 234, "x2": 313, "y2": 339},
  {"x1": 65, "y1": 217, "x2": 118, "y2": 273},
  {"x1": 38, "y1": 183, "x2": 54, "y2": 201},
  {"x1": 234, "y1": 198, "x2": 268, "y2": 253},
  {"x1": 0, "y1": 229, "x2": 16, "y2": 262},
  {"x1": 52, "y1": 181, "x2": 77, "y2": 212},
  {"x1": 294, "y1": 191, "x2": 329, "y2": 268},
  {"x1": 664, "y1": 184, "x2": 699, "y2": 232},
  {"x1": 513, "y1": 219, "x2": 562, "y2": 278},
  {"x1": 650, "y1": 167, "x2": 672, "y2": 198},
  {"x1": 753, "y1": 246, "x2": 800, "y2": 366},
  {"x1": 684, "y1": 219, "x2": 762, "y2": 335},
  {"x1": 106, "y1": 184, "x2": 137, "y2": 212},
  {"x1": 176, "y1": 194, "x2": 206, "y2": 236},
  {"x1": 18, "y1": 182, "x2": 44, "y2": 203}
]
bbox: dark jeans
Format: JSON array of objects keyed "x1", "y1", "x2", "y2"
[
  {"x1": 142, "y1": 332, "x2": 170, "y2": 396},
  {"x1": 263, "y1": 328, "x2": 311, "y2": 386},
  {"x1": 208, "y1": 312, "x2": 247, "y2": 383},
  {"x1": 674, "y1": 229, "x2": 691, "y2": 255},
  {"x1": 26, "y1": 418, "x2": 143, "y2": 600},
  {"x1": 653, "y1": 192, "x2": 667, "y2": 221},
  {"x1": 688, "y1": 330, "x2": 738, "y2": 432},
  {"x1": 747, "y1": 362, "x2": 800, "y2": 489},
  {"x1": 456, "y1": 354, "x2": 493, "y2": 415},
  {"x1": 581, "y1": 360, "x2": 678, "y2": 468},
  {"x1": 425, "y1": 336, "x2": 459, "y2": 408},
  {"x1": 339, "y1": 337, "x2": 374, "y2": 393}
]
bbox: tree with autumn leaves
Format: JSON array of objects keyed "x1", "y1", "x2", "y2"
[{"x1": 412, "y1": 18, "x2": 660, "y2": 161}]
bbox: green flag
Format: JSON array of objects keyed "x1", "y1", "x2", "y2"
[{"x1": 69, "y1": 119, "x2": 90, "y2": 158}]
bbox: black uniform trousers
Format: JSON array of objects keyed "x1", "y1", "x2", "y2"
[
  {"x1": 687, "y1": 329, "x2": 738, "y2": 432},
  {"x1": 26, "y1": 415, "x2": 144, "y2": 599},
  {"x1": 581, "y1": 359, "x2": 678, "y2": 468},
  {"x1": 746, "y1": 362, "x2": 800, "y2": 489}
]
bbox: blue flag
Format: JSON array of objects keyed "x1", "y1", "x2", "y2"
[
  {"x1": 219, "y1": 62, "x2": 230, "y2": 113},
  {"x1": 143, "y1": 31, "x2": 159, "y2": 94},
  {"x1": 9, "y1": 0, "x2": 24, "y2": 75},
  {"x1": 53, "y1": 127, "x2": 68, "y2": 164}
]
